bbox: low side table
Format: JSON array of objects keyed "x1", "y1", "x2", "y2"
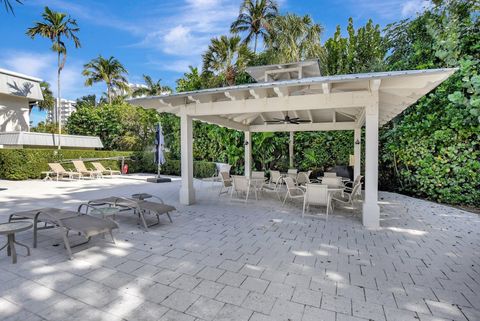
[
  {"x1": 0, "y1": 221, "x2": 32, "y2": 264},
  {"x1": 90, "y1": 207, "x2": 120, "y2": 221}
]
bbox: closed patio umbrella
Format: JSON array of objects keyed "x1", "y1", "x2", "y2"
[{"x1": 148, "y1": 123, "x2": 171, "y2": 183}]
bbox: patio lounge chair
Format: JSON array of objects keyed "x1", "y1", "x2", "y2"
[
  {"x1": 72, "y1": 160, "x2": 101, "y2": 179},
  {"x1": 302, "y1": 184, "x2": 332, "y2": 220},
  {"x1": 48, "y1": 163, "x2": 82, "y2": 181},
  {"x1": 92, "y1": 162, "x2": 121, "y2": 176},
  {"x1": 282, "y1": 177, "x2": 304, "y2": 206},
  {"x1": 9, "y1": 208, "x2": 118, "y2": 260},
  {"x1": 87, "y1": 196, "x2": 175, "y2": 230},
  {"x1": 219, "y1": 171, "x2": 232, "y2": 195},
  {"x1": 332, "y1": 182, "x2": 362, "y2": 211}
]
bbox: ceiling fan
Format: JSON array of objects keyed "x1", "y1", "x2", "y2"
[{"x1": 265, "y1": 112, "x2": 311, "y2": 125}]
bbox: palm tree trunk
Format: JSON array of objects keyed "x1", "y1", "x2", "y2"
[
  {"x1": 57, "y1": 52, "x2": 62, "y2": 150},
  {"x1": 107, "y1": 84, "x2": 111, "y2": 104}
]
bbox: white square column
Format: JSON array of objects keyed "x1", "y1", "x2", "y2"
[
  {"x1": 244, "y1": 131, "x2": 252, "y2": 177},
  {"x1": 179, "y1": 113, "x2": 195, "y2": 205},
  {"x1": 362, "y1": 80, "x2": 381, "y2": 228},
  {"x1": 354, "y1": 127, "x2": 361, "y2": 179}
]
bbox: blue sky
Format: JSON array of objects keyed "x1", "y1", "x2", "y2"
[{"x1": 0, "y1": 0, "x2": 429, "y2": 124}]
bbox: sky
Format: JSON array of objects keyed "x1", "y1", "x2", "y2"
[{"x1": 0, "y1": 0, "x2": 429, "y2": 125}]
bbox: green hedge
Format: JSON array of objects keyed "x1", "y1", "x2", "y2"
[
  {"x1": 0, "y1": 149, "x2": 134, "y2": 180},
  {"x1": 0, "y1": 149, "x2": 216, "y2": 180},
  {"x1": 132, "y1": 151, "x2": 216, "y2": 178}
]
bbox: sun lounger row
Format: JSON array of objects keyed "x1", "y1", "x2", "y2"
[
  {"x1": 8, "y1": 194, "x2": 176, "y2": 259},
  {"x1": 44, "y1": 161, "x2": 121, "y2": 181}
]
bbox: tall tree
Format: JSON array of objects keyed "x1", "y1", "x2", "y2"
[
  {"x1": 82, "y1": 55, "x2": 129, "y2": 104},
  {"x1": 132, "y1": 75, "x2": 172, "y2": 97},
  {"x1": 2, "y1": 0, "x2": 22, "y2": 14},
  {"x1": 202, "y1": 35, "x2": 254, "y2": 86},
  {"x1": 37, "y1": 81, "x2": 55, "y2": 112},
  {"x1": 230, "y1": 0, "x2": 278, "y2": 53},
  {"x1": 322, "y1": 18, "x2": 386, "y2": 75},
  {"x1": 265, "y1": 14, "x2": 323, "y2": 63},
  {"x1": 27, "y1": 6, "x2": 80, "y2": 148}
]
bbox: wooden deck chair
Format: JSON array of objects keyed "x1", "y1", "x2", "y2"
[
  {"x1": 48, "y1": 163, "x2": 81, "y2": 181},
  {"x1": 72, "y1": 160, "x2": 101, "y2": 179},
  {"x1": 92, "y1": 162, "x2": 121, "y2": 176}
]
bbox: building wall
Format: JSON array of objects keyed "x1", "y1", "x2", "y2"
[
  {"x1": 47, "y1": 99, "x2": 76, "y2": 126},
  {"x1": 0, "y1": 93, "x2": 30, "y2": 132}
]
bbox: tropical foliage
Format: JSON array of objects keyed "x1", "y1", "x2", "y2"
[
  {"x1": 66, "y1": 102, "x2": 160, "y2": 151},
  {"x1": 203, "y1": 35, "x2": 254, "y2": 86},
  {"x1": 322, "y1": 18, "x2": 386, "y2": 75},
  {"x1": 82, "y1": 55, "x2": 128, "y2": 104},
  {"x1": 2, "y1": 0, "x2": 21, "y2": 14},
  {"x1": 27, "y1": 6, "x2": 80, "y2": 136},
  {"x1": 230, "y1": 0, "x2": 278, "y2": 53},
  {"x1": 132, "y1": 75, "x2": 172, "y2": 97},
  {"x1": 264, "y1": 13, "x2": 323, "y2": 63}
]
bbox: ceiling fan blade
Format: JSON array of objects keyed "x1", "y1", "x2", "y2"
[
  {"x1": 265, "y1": 120, "x2": 282, "y2": 124},
  {"x1": 296, "y1": 119, "x2": 312, "y2": 123},
  {"x1": 289, "y1": 117, "x2": 300, "y2": 121}
]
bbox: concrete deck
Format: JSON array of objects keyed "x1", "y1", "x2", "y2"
[{"x1": 0, "y1": 175, "x2": 478, "y2": 321}]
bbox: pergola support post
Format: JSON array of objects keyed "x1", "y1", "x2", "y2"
[
  {"x1": 244, "y1": 131, "x2": 252, "y2": 177},
  {"x1": 362, "y1": 97, "x2": 380, "y2": 228},
  {"x1": 354, "y1": 127, "x2": 361, "y2": 179},
  {"x1": 179, "y1": 113, "x2": 195, "y2": 205},
  {"x1": 289, "y1": 131, "x2": 294, "y2": 168}
]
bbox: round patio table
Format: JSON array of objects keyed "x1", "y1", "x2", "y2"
[{"x1": 0, "y1": 221, "x2": 32, "y2": 264}]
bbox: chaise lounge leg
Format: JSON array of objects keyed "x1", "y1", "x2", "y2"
[
  {"x1": 166, "y1": 213, "x2": 173, "y2": 223},
  {"x1": 62, "y1": 228, "x2": 73, "y2": 260}
]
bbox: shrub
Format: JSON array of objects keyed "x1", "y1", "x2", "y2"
[{"x1": 0, "y1": 149, "x2": 133, "y2": 180}]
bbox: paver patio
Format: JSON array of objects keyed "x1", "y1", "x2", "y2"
[{"x1": 0, "y1": 176, "x2": 478, "y2": 321}]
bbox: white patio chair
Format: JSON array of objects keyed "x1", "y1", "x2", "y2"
[
  {"x1": 332, "y1": 182, "x2": 362, "y2": 211},
  {"x1": 302, "y1": 184, "x2": 332, "y2": 220},
  {"x1": 344, "y1": 175, "x2": 363, "y2": 196},
  {"x1": 282, "y1": 177, "x2": 304, "y2": 206},
  {"x1": 287, "y1": 169, "x2": 298, "y2": 181},
  {"x1": 296, "y1": 172, "x2": 310, "y2": 186},
  {"x1": 321, "y1": 177, "x2": 343, "y2": 187},
  {"x1": 219, "y1": 171, "x2": 232, "y2": 196},
  {"x1": 252, "y1": 171, "x2": 265, "y2": 179},
  {"x1": 231, "y1": 175, "x2": 256, "y2": 202},
  {"x1": 324, "y1": 172, "x2": 337, "y2": 178}
]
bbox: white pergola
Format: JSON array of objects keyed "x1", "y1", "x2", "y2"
[{"x1": 131, "y1": 65, "x2": 456, "y2": 228}]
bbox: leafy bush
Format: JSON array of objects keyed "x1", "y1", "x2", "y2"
[
  {"x1": 161, "y1": 159, "x2": 216, "y2": 178},
  {"x1": 0, "y1": 149, "x2": 133, "y2": 180}
]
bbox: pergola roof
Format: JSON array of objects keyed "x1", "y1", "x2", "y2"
[{"x1": 130, "y1": 68, "x2": 456, "y2": 132}]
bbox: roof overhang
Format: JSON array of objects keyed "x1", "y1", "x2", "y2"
[
  {"x1": 129, "y1": 68, "x2": 457, "y2": 132},
  {"x1": 0, "y1": 132, "x2": 103, "y2": 149},
  {"x1": 0, "y1": 68, "x2": 44, "y2": 102}
]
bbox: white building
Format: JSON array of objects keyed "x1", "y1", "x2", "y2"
[
  {"x1": 47, "y1": 98, "x2": 77, "y2": 126},
  {"x1": 0, "y1": 68, "x2": 43, "y2": 132}
]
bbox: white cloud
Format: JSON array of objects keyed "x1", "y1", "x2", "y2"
[
  {"x1": 0, "y1": 51, "x2": 98, "y2": 100},
  {"x1": 401, "y1": 0, "x2": 431, "y2": 17},
  {"x1": 342, "y1": 0, "x2": 431, "y2": 20}
]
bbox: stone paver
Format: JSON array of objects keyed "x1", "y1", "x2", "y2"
[{"x1": 0, "y1": 177, "x2": 478, "y2": 321}]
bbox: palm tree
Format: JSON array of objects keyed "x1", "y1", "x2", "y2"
[
  {"x1": 132, "y1": 75, "x2": 172, "y2": 97},
  {"x1": 230, "y1": 0, "x2": 278, "y2": 53},
  {"x1": 82, "y1": 55, "x2": 128, "y2": 104},
  {"x1": 202, "y1": 35, "x2": 254, "y2": 86},
  {"x1": 2, "y1": 0, "x2": 22, "y2": 14},
  {"x1": 27, "y1": 6, "x2": 80, "y2": 148},
  {"x1": 265, "y1": 14, "x2": 323, "y2": 63}
]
